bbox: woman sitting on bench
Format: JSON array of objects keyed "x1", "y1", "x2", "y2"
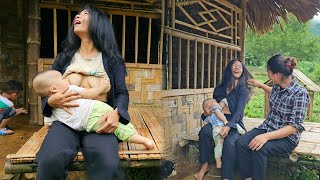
[
  {"x1": 237, "y1": 54, "x2": 310, "y2": 180},
  {"x1": 36, "y1": 5, "x2": 129, "y2": 180}
]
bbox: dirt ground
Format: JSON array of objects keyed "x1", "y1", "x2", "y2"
[
  {"x1": 168, "y1": 160, "x2": 225, "y2": 180},
  {"x1": 0, "y1": 115, "x2": 41, "y2": 179}
]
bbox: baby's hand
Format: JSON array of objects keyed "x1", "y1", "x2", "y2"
[{"x1": 99, "y1": 77, "x2": 111, "y2": 91}]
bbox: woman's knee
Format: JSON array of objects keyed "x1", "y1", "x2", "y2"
[
  {"x1": 235, "y1": 135, "x2": 248, "y2": 149},
  {"x1": 37, "y1": 149, "x2": 76, "y2": 168},
  {"x1": 199, "y1": 124, "x2": 212, "y2": 139}
]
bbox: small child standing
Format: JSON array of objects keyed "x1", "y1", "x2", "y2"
[
  {"x1": 0, "y1": 80, "x2": 28, "y2": 135},
  {"x1": 32, "y1": 70, "x2": 155, "y2": 149},
  {"x1": 201, "y1": 98, "x2": 228, "y2": 168}
]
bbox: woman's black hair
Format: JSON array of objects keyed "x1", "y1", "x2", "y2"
[
  {"x1": 58, "y1": 4, "x2": 123, "y2": 67},
  {"x1": 267, "y1": 54, "x2": 297, "y2": 77},
  {"x1": 220, "y1": 59, "x2": 250, "y2": 92}
]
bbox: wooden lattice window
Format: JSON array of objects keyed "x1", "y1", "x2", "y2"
[
  {"x1": 163, "y1": 0, "x2": 243, "y2": 90},
  {"x1": 40, "y1": 5, "x2": 161, "y2": 64}
]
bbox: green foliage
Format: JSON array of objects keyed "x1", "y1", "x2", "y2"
[
  {"x1": 269, "y1": 163, "x2": 319, "y2": 180},
  {"x1": 245, "y1": 66, "x2": 320, "y2": 123},
  {"x1": 245, "y1": 15, "x2": 320, "y2": 75}
]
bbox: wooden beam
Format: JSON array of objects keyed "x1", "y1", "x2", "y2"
[
  {"x1": 39, "y1": 2, "x2": 161, "y2": 19},
  {"x1": 164, "y1": 27, "x2": 241, "y2": 51}
]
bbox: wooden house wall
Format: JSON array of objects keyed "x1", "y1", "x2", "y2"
[{"x1": 0, "y1": 0, "x2": 26, "y2": 107}]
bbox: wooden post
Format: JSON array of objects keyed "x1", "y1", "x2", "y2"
[
  {"x1": 169, "y1": 34, "x2": 172, "y2": 89},
  {"x1": 171, "y1": 0, "x2": 175, "y2": 28},
  {"x1": 178, "y1": 38, "x2": 181, "y2": 89},
  {"x1": 239, "y1": 0, "x2": 246, "y2": 63},
  {"x1": 201, "y1": 42, "x2": 204, "y2": 89},
  {"x1": 194, "y1": 41, "x2": 197, "y2": 89},
  {"x1": 186, "y1": 40, "x2": 190, "y2": 89},
  {"x1": 27, "y1": 0, "x2": 41, "y2": 124},
  {"x1": 147, "y1": 18, "x2": 152, "y2": 64},
  {"x1": 135, "y1": 16, "x2": 139, "y2": 64},
  {"x1": 122, "y1": 15, "x2": 126, "y2": 59},
  {"x1": 208, "y1": 45, "x2": 211, "y2": 88},
  {"x1": 307, "y1": 91, "x2": 314, "y2": 120},
  {"x1": 53, "y1": 9, "x2": 57, "y2": 57},
  {"x1": 159, "y1": 0, "x2": 165, "y2": 65},
  {"x1": 214, "y1": 46, "x2": 217, "y2": 87}
]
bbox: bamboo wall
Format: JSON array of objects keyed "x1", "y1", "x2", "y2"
[
  {"x1": 161, "y1": 0, "x2": 244, "y2": 156},
  {"x1": 0, "y1": 0, "x2": 26, "y2": 107},
  {"x1": 161, "y1": 88, "x2": 214, "y2": 153}
]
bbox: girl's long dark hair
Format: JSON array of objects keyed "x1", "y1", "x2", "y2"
[
  {"x1": 58, "y1": 4, "x2": 123, "y2": 67},
  {"x1": 220, "y1": 59, "x2": 250, "y2": 92}
]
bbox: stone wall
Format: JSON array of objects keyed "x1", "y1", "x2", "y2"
[{"x1": 0, "y1": 0, "x2": 26, "y2": 106}]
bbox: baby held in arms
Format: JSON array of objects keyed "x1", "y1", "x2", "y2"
[{"x1": 32, "y1": 70, "x2": 155, "y2": 150}]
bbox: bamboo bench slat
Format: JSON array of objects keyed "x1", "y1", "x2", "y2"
[
  {"x1": 183, "y1": 118, "x2": 320, "y2": 161},
  {"x1": 6, "y1": 105, "x2": 164, "y2": 166}
]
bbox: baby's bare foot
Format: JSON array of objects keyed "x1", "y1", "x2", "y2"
[{"x1": 144, "y1": 139, "x2": 155, "y2": 150}]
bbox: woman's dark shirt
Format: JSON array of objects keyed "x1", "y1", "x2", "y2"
[
  {"x1": 41, "y1": 53, "x2": 130, "y2": 125},
  {"x1": 213, "y1": 83, "x2": 249, "y2": 131}
]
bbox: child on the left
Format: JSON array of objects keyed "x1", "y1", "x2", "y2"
[{"x1": 0, "y1": 80, "x2": 28, "y2": 135}]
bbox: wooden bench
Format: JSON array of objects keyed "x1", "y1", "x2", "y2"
[
  {"x1": 183, "y1": 118, "x2": 320, "y2": 166},
  {"x1": 5, "y1": 105, "x2": 165, "y2": 174}
]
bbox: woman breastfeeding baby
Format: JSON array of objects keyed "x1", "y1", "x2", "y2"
[{"x1": 35, "y1": 5, "x2": 142, "y2": 180}]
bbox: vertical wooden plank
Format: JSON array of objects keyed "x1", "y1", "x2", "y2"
[
  {"x1": 147, "y1": 18, "x2": 152, "y2": 64},
  {"x1": 159, "y1": 0, "x2": 165, "y2": 65},
  {"x1": 53, "y1": 9, "x2": 57, "y2": 57},
  {"x1": 135, "y1": 16, "x2": 139, "y2": 64},
  {"x1": 230, "y1": 49, "x2": 233, "y2": 60},
  {"x1": 68, "y1": 10, "x2": 71, "y2": 29},
  {"x1": 178, "y1": 38, "x2": 182, "y2": 89},
  {"x1": 240, "y1": 0, "x2": 246, "y2": 63},
  {"x1": 186, "y1": 39, "x2": 190, "y2": 89},
  {"x1": 194, "y1": 41, "x2": 197, "y2": 89},
  {"x1": 308, "y1": 92, "x2": 314, "y2": 119},
  {"x1": 220, "y1": 47, "x2": 223, "y2": 82},
  {"x1": 171, "y1": 0, "x2": 175, "y2": 28},
  {"x1": 122, "y1": 15, "x2": 126, "y2": 59},
  {"x1": 231, "y1": 10, "x2": 234, "y2": 44},
  {"x1": 208, "y1": 45, "x2": 211, "y2": 88},
  {"x1": 109, "y1": 14, "x2": 113, "y2": 24},
  {"x1": 235, "y1": 12, "x2": 238, "y2": 45},
  {"x1": 201, "y1": 42, "x2": 204, "y2": 89},
  {"x1": 28, "y1": 0, "x2": 40, "y2": 124},
  {"x1": 225, "y1": 48, "x2": 228, "y2": 68},
  {"x1": 169, "y1": 35, "x2": 173, "y2": 89},
  {"x1": 214, "y1": 46, "x2": 217, "y2": 87}
]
